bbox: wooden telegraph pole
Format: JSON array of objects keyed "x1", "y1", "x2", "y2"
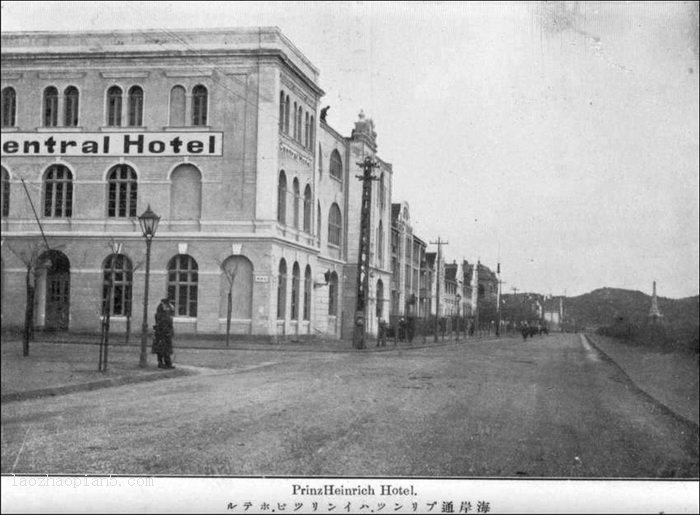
[{"x1": 352, "y1": 156, "x2": 380, "y2": 350}]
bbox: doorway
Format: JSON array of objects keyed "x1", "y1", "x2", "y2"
[{"x1": 41, "y1": 250, "x2": 70, "y2": 330}]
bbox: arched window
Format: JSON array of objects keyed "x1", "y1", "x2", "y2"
[
  {"x1": 297, "y1": 106, "x2": 303, "y2": 143},
  {"x1": 219, "y1": 255, "x2": 254, "y2": 320},
  {"x1": 304, "y1": 112, "x2": 309, "y2": 148},
  {"x1": 1, "y1": 87, "x2": 16, "y2": 127},
  {"x1": 292, "y1": 101, "x2": 298, "y2": 140},
  {"x1": 107, "y1": 164, "x2": 138, "y2": 218},
  {"x1": 107, "y1": 86, "x2": 123, "y2": 127},
  {"x1": 169, "y1": 85, "x2": 186, "y2": 126},
  {"x1": 380, "y1": 173, "x2": 386, "y2": 209},
  {"x1": 43, "y1": 165, "x2": 73, "y2": 217},
  {"x1": 328, "y1": 203, "x2": 342, "y2": 247},
  {"x1": 291, "y1": 262, "x2": 300, "y2": 320},
  {"x1": 170, "y1": 164, "x2": 202, "y2": 220},
  {"x1": 277, "y1": 171, "x2": 287, "y2": 224},
  {"x1": 277, "y1": 258, "x2": 287, "y2": 320},
  {"x1": 284, "y1": 95, "x2": 290, "y2": 134},
  {"x1": 303, "y1": 185, "x2": 312, "y2": 233},
  {"x1": 330, "y1": 149, "x2": 343, "y2": 180},
  {"x1": 377, "y1": 221, "x2": 384, "y2": 267},
  {"x1": 167, "y1": 254, "x2": 198, "y2": 317},
  {"x1": 328, "y1": 271, "x2": 338, "y2": 316},
  {"x1": 127, "y1": 86, "x2": 143, "y2": 127},
  {"x1": 293, "y1": 178, "x2": 300, "y2": 230},
  {"x1": 303, "y1": 265, "x2": 312, "y2": 321},
  {"x1": 279, "y1": 91, "x2": 285, "y2": 132},
  {"x1": 192, "y1": 85, "x2": 208, "y2": 126},
  {"x1": 1, "y1": 167, "x2": 9, "y2": 217},
  {"x1": 376, "y1": 279, "x2": 384, "y2": 319},
  {"x1": 102, "y1": 254, "x2": 133, "y2": 316},
  {"x1": 43, "y1": 86, "x2": 58, "y2": 127},
  {"x1": 64, "y1": 86, "x2": 79, "y2": 127},
  {"x1": 310, "y1": 115, "x2": 315, "y2": 147}
]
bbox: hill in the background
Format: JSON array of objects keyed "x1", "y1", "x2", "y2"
[
  {"x1": 565, "y1": 287, "x2": 698, "y2": 327},
  {"x1": 565, "y1": 287, "x2": 699, "y2": 353}
]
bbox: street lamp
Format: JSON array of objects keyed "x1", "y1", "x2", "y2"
[{"x1": 138, "y1": 205, "x2": 160, "y2": 368}]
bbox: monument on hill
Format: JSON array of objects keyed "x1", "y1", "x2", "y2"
[{"x1": 648, "y1": 281, "x2": 663, "y2": 323}]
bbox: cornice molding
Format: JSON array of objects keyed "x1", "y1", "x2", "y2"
[
  {"x1": 100, "y1": 71, "x2": 150, "y2": 79},
  {"x1": 164, "y1": 70, "x2": 214, "y2": 78},
  {"x1": 37, "y1": 71, "x2": 87, "y2": 79}
]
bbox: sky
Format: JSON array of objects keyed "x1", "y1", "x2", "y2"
[{"x1": 2, "y1": 1, "x2": 698, "y2": 299}]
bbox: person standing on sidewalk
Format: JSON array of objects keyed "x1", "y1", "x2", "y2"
[{"x1": 152, "y1": 297, "x2": 175, "y2": 369}]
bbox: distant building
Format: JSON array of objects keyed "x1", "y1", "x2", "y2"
[
  {"x1": 424, "y1": 251, "x2": 437, "y2": 317},
  {"x1": 389, "y1": 202, "x2": 426, "y2": 320},
  {"x1": 443, "y1": 261, "x2": 462, "y2": 317},
  {"x1": 543, "y1": 296, "x2": 564, "y2": 330},
  {"x1": 502, "y1": 292, "x2": 544, "y2": 325},
  {"x1": 462, "y1": 260, "x2": 498, "y2": 328}
]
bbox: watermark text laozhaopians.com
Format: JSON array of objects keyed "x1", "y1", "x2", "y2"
[{"x1": 11, "y1": 475, "x2": 155, "y2": 488}]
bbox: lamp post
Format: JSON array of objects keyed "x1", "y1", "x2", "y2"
[{"x1": 138, "y1": 205, "x2": 160, "y2": 368}]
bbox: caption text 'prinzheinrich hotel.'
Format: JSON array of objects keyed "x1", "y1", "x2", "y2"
[{"x1": 0, "y1": 27, "x2": 401, "y2": 340}]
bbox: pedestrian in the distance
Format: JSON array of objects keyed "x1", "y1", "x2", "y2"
[
  {"x1": 152, "y1": 297, "x2": 175, "y2": 369},
  {"x1": 521, "y1": 321, "x2": 530, "y2": 341}
]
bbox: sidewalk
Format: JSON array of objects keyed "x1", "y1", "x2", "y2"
[
  {"x1": 1, "y1": 331, "x2": 490, "y2": 402},
  {"x1": 1, "y1": 341, "x2": 192, "y2": 402},
  {"x1": 586, "y1": 333, "x2": 699, "y2": 427}
]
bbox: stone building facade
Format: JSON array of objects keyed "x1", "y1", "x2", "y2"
[
  {"x1": 443, "y1": 261, "x2": 463, "y2": 317},
  {"x1": 0, "y1": 28, "x2": 393, "y2": 340},
  {"x1": 389, "y1": 202, "x2": 426, "y2": 320},
  {"x1": 462, "y1": 260, "x2": 499, "y2": 327}
]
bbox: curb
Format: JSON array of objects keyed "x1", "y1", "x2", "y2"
[
  {"x1": 1, "y1": 367, "x2": 194, "y2": 404},
  {"x1": 4, "y1": 335, "x2": 500, "y2": 354},
  {"x1": 583, "y1": 333, "x2": 699, "y2": 431}
]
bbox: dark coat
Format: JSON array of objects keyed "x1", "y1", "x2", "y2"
[{"x1": 152, "y1": 301, "x2": 174, "y2": 355}]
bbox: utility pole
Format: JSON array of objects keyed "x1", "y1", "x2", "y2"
[
  {"x1": 352, "y1": 156, "x2": 380, "y2": 350},
  {"x1": 429, "y1": 237, "x2": 448, "y2": 342}
]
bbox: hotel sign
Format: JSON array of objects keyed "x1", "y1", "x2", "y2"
[{"x1": 1, "y1": 132, "x2": 223, "y2": 157}]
